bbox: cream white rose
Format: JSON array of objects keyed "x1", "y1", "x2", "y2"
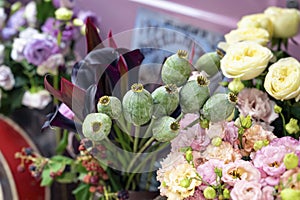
[
  {"x1": 264, "y1": 57, "x2": 300, "y2": 101},
  {"x1": 237, "y1": 13, "x2": 274, "y2": 38},
  {"x1": 0, "y1": 65, "x2": 15, "y2": 90},
  {"x1": 225, "y1": 27, "x2": 270, "y2": 46},
  {"x1": 264, "y1": 6, "x2": 300, "y2": 38},
  {"x1": 220, "y1": 41, "x2": 273, "y2": 80},
  {"x1": 22, "y1": 90, "x2": 52, "y2": 109}
]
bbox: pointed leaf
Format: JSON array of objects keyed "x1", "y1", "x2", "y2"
[
  {"x1": 108, "y1": 30, "x2": 118, "y2": 48},
  {"x1": 189, "y1": 42, "x2": 195, "y2": 63},
  {"x1": 85, "y1": 17, "x2": 104, "y2": 53}
]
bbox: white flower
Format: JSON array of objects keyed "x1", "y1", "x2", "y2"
[
  {"x1": 11, "y1": 38, "x2": 27, "y2": 62},
  {"x1": 22, "y1": 90, "x2": 52, "y2": 109},
  {"x1": 0, "y1": 65, "x2": 15, "y2": 90},
  {"x1": 24, "y1": 1, "x2": 37, "y2": 27},
  {"x1": 37, "y1": 54, "x2": 65, "y2": 75},
  {"x1": 0, "y1": 7, "x2": 7, "y2": 29},
  {"x1": 19, "y1": 27, "x2": 39, "y2": 39},
  {"x1": 0, "y1": 44, "x2": 5, "y2": 64}
]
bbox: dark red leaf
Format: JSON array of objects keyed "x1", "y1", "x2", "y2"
[{"x1": 85, "y1": 17, "x2": 104, "y2": 53}]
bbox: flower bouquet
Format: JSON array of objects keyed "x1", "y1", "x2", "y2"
[
  {"x1": 157, "y1": 6, "x2": 300, "y2": 200},
  {"x1": 0, "y1": 0, "x2": 98, "y2": 115},
  {"x1": 14, "y1": 4, "x2": 300, "y2": 200}
]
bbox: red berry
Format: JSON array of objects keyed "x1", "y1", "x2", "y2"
[
  {"x1": 83, "y1": 174, "x2": 91, "y2": 183},
  {"x1": 89, "y1": 186, "x2": 96, "y2": 193},
  {"x1": 96, "y1": 186, "x2": 104, "y2": 193},
  {"x1": 78, "y1": 145, "x2": 85, "y2": 151},
  {"x1": 50, "y1": 171, "x2": 56, "y2": 178}
]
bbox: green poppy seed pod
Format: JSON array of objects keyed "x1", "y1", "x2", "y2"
[
  {"x1": 97, "y1": 96, "x2": 122, "y2": 119},
  {"x1": 179, "y1": 75, "x2": 210, "y2": 113},
  {"x1": 195, "y1": 52, "x2": 221, "y2": 77},
  {"x1": 152, "y1": 116, "x2": 180, "y2": 142},
  {"x1": 82, "y1": 113, "x2": 112, "y2": 141},
  {"x1": 122, "y1": 83, "x2": 153, "y2": 126},
  {"x1": 161, "y1": 50, "x2": 192, "y2": 87},
  {"x1": 202, "y1": 92, "x2": 237, "y2": 122},
  {"x1": 152, "y1": 84, "x2": 179, "y2": 118}
]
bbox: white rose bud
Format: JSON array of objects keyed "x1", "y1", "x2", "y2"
[
  {"x1": 22, "y1": 90, "x2": 52, "y2": 109},
  {"x1": 24, "y1": 1, "x2": 37, "y2": 27}
]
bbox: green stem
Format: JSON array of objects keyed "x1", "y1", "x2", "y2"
[
  {"x1": 145, "y1": 155, "x2": 156, "y2": 190},
  {"x1": 184, "y1": 117, "x2": 200, "y2": 130},
  {"x1": 176, "y1": 112, "x2": 184, "y2": 122},
  {"x1": 133, "y1": 126, "x2": 140, "y2": 153},
  {"x1": 126, "y1": 137, "x2": 155, "y2": 173},
  {"x1": 139, "y1": 118, "x2": 156, "y2": 148},
  {"x1": 280, "y1": 112, "x2": 286, "y2": 136},
  {"x1": 53, "y1": 74, "x2": 59, "y2": 105}
]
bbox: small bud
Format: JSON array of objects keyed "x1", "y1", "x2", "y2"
[
  {"x1": 280, "y1": 188, "x2": 300, "y2": 200},
  {"x1": 263, "y1": 139, "x2": 269, "y2": 146},
  {"x1": 179, "y1": 178, "x2": 191, "y2": 188},
  {"x1": 200, "y1": 118, "x2": 209, "y2": 129},
  {"x1": 203, "y1": 187, "x2": 217, "y2": 199},
  {"x1": 73, "y1": 18, "x2": 84, "y2": 26},
  {"x1": 89, "y1": 186, "x2": 97, "y2": 193},
  {"x1": 228, "y1": 78, "x2": 245, "y2": 94},
  {"x1": 253, "y1": 140, "x2": 264, "y2": 151},
  {"x1": 55, "y1": 7, "x2": 73, "y2": 21},
  {"x1": 185, "y1": 150, "x2": 193, "y2": 162},
  {"x1": 274, "y1": 105, "x2": 282, "y2": 114},
  {"x1": 212, "y1": 137, "x2": 222, "y2": 147},
  {"x1": 285, "y1": 118, "x2": 300, "y2": 134},
  {"x1": 162, "y1": 181, "x2": 167, "y2": 187},
  {"x1": 283, "y1": 152, "x2": 299, "y2": 170},
  {"x1": 11, "y1": 2, "x2": 22, "y2": 13},
  {"x1": 240, "y1": 115, "x2": 252, "y2": 129},
  {"x1": 223, "y1": 188, "x2": 230, "y2": 199},
  {"x1": 214, "y1": 167, "x2": 222, "y2": 178}
]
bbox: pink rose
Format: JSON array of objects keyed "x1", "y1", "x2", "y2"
[{"x1": 231, "y1": 180, "x2": 262, "y2": 200}]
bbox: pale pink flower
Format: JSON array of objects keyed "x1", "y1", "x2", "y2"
[
  {"x1": 242, "y1": 125, "x2": 276, "y2": 156},
  {"x1": 197, "y1": 159, "x2": 224, "y2": 185},
  {"x1": 222, "y1": 159, "x2": 261, "y2": 186},
  {"x1": 207, "y1": 122, "x2": 225, "y2": 139},
  {"x1": 223, "y1": 121, "x2": 239, "y2": 147},
  {"x1": 201, "y1": 141, "x2": 242, "y2": 163},
  {"x1": 37, "y1": 53, "x2": 64, "y2": 75},
  {"x1": 280, "y1": 168, "x2": 300, "y2": 190},
  {"x1": 262, "y1": 186, "x2": 275, "y2": 200},
  {"x1": 179, "y1": 113, "x2": 199, "y2": 129},
  {"x1": 252, "y1": 145, "x2": 287, "y2": 178},
  {"x1": 231, "y1": 180, "x2": 262, "y2": 200},
  {"x1": 237, "y1": 88, "x2": 278, "y2": 123}
]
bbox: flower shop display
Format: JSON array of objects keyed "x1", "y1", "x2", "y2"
[
  {"x1": 13, "y1": 4, "x2": 300, "y2": 200},
  {"x1": 0, "y1": 0, "x2": 98, "y2": 115}
]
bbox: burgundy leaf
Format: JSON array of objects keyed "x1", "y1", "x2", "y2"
[{"x1": 85, "y1": 17, "x2": 104, "y2": 53}]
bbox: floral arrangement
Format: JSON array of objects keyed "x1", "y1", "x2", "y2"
[
  {"x1": 157, "y1": 6, "x2": 300, "y2": 200},
  {"x1": 0, "y1": 0, "x2": 98, "y2": 115},
  {"x1": 14, "y1": 4, "x2": 300, "y2": 200}
]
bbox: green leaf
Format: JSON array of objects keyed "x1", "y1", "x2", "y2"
[
  {"x1": 51, "y1": 155, "x2": 73, "y2": 165},
  {"x1": 41, "y1": 166, "x2": 54, "y2": 186},
  {"x1": 56, "y1": 172, "x2": 76, "y2": 184},
  {"x1": 72, "y1": 183, "x2": 91, "y2": 200},
  {"x1": 55, "y1": 131, "x2": 69, "y2": 154}
]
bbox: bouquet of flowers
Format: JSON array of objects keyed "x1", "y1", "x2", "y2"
[
  {"x1": 0, "y1": 0, "x2": 98, "y2": 115},
  {"x1": 157, "y1": 6, "x2": 300, "y2": 200}
]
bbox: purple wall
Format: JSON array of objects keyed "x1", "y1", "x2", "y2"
[{"x1": 77, "y1": 0, "x2": 300, "y2": 58}]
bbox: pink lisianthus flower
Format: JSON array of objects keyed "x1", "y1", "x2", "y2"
[
  {"x1": 222, "y1": 159, "x2": 261, "y2": 186},
  {"x1": 223, "y1": 121, "x2": 239, "y2": 147},
  {"x1": 252, "y1": 145, "x2": 287, "y2": 180},
  {"x1": 230, "y1": 180, "x2": 262, "y2": 200},
  {"x1": 262, "y1": 186, "x2": 275, "y2": 200},
  {"x1": 197, "y1": 159, "x2": 224, "y2": 186},
  {"x1": 237, "y1": 88, "x2": 278, "y2": 124},
  {"x1": 280, "y1": 168, "x2": 300, "y2": 190}
]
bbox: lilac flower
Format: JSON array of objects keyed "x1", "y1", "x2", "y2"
[
  {"x1": 42, "y1": 18, "x2": 78, "y2": 41},
  {"x1": 197, "y1": 159, "x2": 224, "y2": 185},
  {"x1": 223, "y1": 121, "x2": 239, "y2": 147},
  {"x1": 37, "y1": 53, "x2": 64, "y2": 76},
  {"x1": 237, "y1": 88, "x2": 278, "y2": 124},
  {"x1": 52, "y1": 0, "x2": 76, "y2": 9},
  {"x1": 23, "y1": 38, "x2": 59, "y2": 66},
  {"x1": 2, "y1": 8, "x2": 26, "y2": 39}
]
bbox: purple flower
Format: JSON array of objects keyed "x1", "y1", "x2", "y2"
[
  {"x1": 1, "y1": 8, "x2": 26, "y2": 39},
  {"x1": 42, "y1": 18, "x2": 78, "y2": 41},
  {"x1": 52, "y1": 0, "x2": 75, "y2": 9},
  {"x1": 23, "y1": 38, "x2": 59, "y2": 66}
]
